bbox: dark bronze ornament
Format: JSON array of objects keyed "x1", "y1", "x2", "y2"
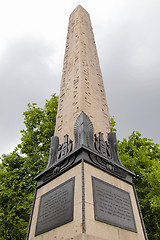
[
  {"x1": 94, "y1": 132, "x2": 112, "y2": 159},
  {"x1": 108, "y1": 132, "x2": 123, "y2": 166},
  {"x1": 57, "y1": 134, "x2": 73, "y2": 159},
  {"x1": 39, "y1": 112, "x2": 134, "y2": 186},
  {"x1": 46, "y1": 136, "x2": 59, "y2": 168},
  {"x1": 74, "y1": 111, "x2": 94, "y2": 149}
]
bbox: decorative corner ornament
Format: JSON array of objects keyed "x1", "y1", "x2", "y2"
[
  {"x1": 74, "y1": 111, "x2": 94, "y2": 149},
  {"x1": 94, "y1": 132, "x2": 112, "y2": 158},
  {"x1": 35, "y1": 111, "x2": 134, "y2": 186},
  {"x1": 46, "y1": 136, "x2": 59, "y2": 168},
  {"x1": 108, "y1": 132, "x2": 123, "y2": 166},
  {"x1": 46, "y1": 134, "x2": 73, "y2": 169},
  {"x1": 57, "y1": 134, "x2": 73, "y2": 160},
  {"x1": 46, "y1": 112, "x2": 124, "y2": 169}
]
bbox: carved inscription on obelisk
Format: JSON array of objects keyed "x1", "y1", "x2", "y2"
[{"x1": 54, "y1": 5, "x2": 110, "y2": 144}]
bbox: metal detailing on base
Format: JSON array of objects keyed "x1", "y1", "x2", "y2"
[
  {"x1": 35, "y1": 112, "x2": 134, "y2": 186},
  {"x1": 46, "y1": 112, "x2": 124, "y2": 170},
  {"x1": 89, "y1": 152, "x2": 127, "y2": 179},
  {"x1": 94, "y1": 132, "x2": 111, "y2": 158},
  {"x1": 46, "y1": 136, "x2": 59, "y2": 168},
  {"x1": 74, "y1": 111, "x2": 94, "y2": 149},
  {"x1": 46, "y1": 135, "x2": 73, "y2": 169},
  {"x1": 57, "y1": 134, "x2": 73, "y2": 160},
  {"x1": 41, "y1": 154, "x2": 76, "y2": 183}
]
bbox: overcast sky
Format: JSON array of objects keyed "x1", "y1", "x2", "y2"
[{"x1": 0, "y1": 0, "x2": 160, "y2": 156}]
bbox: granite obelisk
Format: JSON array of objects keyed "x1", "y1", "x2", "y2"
[
  {"x1": 26, "y1": 5, "x2": 148, "y2": 240},
  {"x1": 54, "y1": 5, "x2": 110, "y2": 144}
]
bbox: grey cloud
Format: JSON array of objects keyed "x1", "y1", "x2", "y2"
[
  {"x1": 1, "y1": 1, "x2": 160, "y2": 157},
  {"x1": 95, "y1": 3, "x2": 160, "y2": 144},
  {"x1": 0, "y1": 38, "x2": 60, "y2": 156}
]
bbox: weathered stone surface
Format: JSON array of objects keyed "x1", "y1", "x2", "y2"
[
  {"x1": 54, "y1": 5, "x2": 110, "y2": 144},
  {"x1": 28, "y1": 163, "x2": 146, "y2": 240},
  {"x1": 65, "y1": 234, "x2": 108, "y2": 240},
  {"x1": 84, "y1": 163, "x2": 146, "y2": 240},
  {"x1": 28, "y1": 164, "x2": 82, "y2": 240}
]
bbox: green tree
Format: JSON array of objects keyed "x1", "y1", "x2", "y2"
[
  {"x1": 19, "y1": 94, "x2": 58, "y2": 177},
  {"x1": 110, "y1": 116, "x2": 160, "y2": 239},
  {"x1": 0, "y1": 149, "x2": 30, "y2": 239},
  {"x1": 109, "y1": 115, "x2": 117, "y2": 132},
  {"x1": 118, "y1": 131, "x2": 160, "y2": 240},
  {"x1": 0, "y1": 94, "x2": 58, "y2": 240}
]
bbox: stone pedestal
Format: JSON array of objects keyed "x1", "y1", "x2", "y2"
[
  {"x1": 26, "y1": 113, "x2": 147, "y2": 240},
  {"x1": 27, "y1": 162, "x2": 147, "y2": 240}
]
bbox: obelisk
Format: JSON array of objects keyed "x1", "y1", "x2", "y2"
[
  {"x1": 54, "y1": 5, "x2": 110, "y2": 144},
  {"x1": 26, "y1": 5, "x2": 148, "y2": 240}
]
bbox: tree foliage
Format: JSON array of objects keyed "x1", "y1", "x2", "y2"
[
  {"x1": 0, "y1": 94, "x2": 58, "y2": 240},
  {"x1": 0, "y1": 149, "x2": 31, "y2": 239},
  {"x1": 109, "y1": 115, "x2": 117, "y2": 132},
  {"x1": 0, "y1": 97, "x2": 160, "y2": 240},
  {"x1": 118, "y1": 131, "x2": 160, "y2": 240}
]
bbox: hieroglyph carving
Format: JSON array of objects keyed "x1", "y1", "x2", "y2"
[{"x1": 54, "y1": 5, "x2": 110, "y2": 144}]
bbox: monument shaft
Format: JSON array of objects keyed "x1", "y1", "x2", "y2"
[
  {"x1": 27, "y1": 5, "x2": 148, "y2": 240},
  {"x1": 54, "y1": 5, "x2": 110, "y2": 143}
]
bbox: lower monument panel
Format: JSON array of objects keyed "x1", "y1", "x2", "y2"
[
  {"x1": 92, "y1": 176, "x2": 137, "y2": 232},
  {"x1": 35, "y1": 177, "x2": 75, "y2": 236}
]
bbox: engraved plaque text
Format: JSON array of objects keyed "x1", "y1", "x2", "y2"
[
  {"x1": 35, "y1": 177, "x2": 75, "y2": 236},
  {"x1": 92, "y1": 177, "x2": 137, "y2": 232}
]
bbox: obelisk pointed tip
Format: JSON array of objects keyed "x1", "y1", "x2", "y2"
[
  {"x1": 77, "y1": 4, "x2": 84, "y2": 9},
  {"x1": 70, "y1": 4, "x2": 89, "y2": 16}
]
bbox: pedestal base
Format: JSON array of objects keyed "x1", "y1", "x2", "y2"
[
  {"x1": 27, "y1": 161, "x2": 147, "y2": 240},
  {"x1": 65, "y1": 234, "x2": 107, "y2": 240}
]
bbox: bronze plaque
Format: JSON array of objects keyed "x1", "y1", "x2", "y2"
[
  {"x1": 35, "y1": 177, "x2": 75, "y2": 236},
  {"x1": 92, "y1": 177, "x2": 137, "y2": 232}
]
